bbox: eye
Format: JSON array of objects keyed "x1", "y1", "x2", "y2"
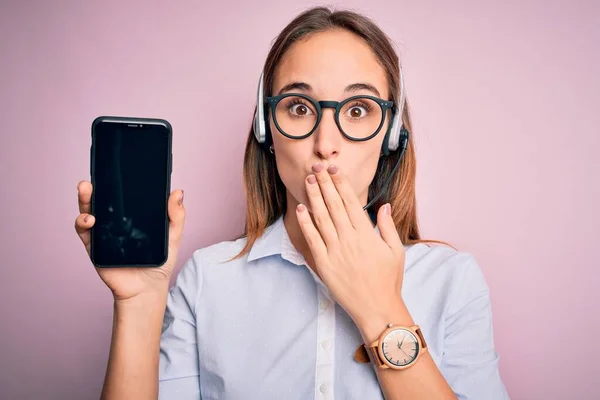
[
  {"x1": 283, "y1": 97, "x2": 315, "y2": 117},
  {"x1": 290, "y1": 103, "x2": 313, "y2": 116},
  {"x1": 344, "y1": 101, "x2": 372, "y2": 119},
  {"x1": 349, "y1": 106, "x2": 365, "y2": 118}
]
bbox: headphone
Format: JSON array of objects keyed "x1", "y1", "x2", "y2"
[{"x1": 252, "y1": 67, "x2": 410, "y2": 211}]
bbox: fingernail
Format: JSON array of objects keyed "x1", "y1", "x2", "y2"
[
  {"x1": 178, "y1": 190, "x2": 185, "y2": 206},
  {"x1": 84, "y1": 215, "x2": 90, "y2": 222},
  {"x1": 327, "y1": 164, "x2": 338, "y2": 174},
  {"x1": 385, "y1": 203, "x2": 391, "y2": 215},
  {"x1": 312, "y1": 163, "x2": 324, "y2": 173},
  {"x1": 297, "y1": 204, "x2": 306, "y2": 212},
  {"x1": 307, "y1": 175, "x2": 317, "y2": 184}
]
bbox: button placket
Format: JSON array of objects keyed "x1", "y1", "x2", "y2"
[{"x1": 314, "y1": 288, "x2": 335, "y2": 399}]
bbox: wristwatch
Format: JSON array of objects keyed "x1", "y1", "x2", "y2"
[{"x1": 354, "y1": 323, "x2": 428, "y2": 370}]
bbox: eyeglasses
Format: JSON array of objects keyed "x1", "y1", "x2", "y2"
[{"x1": 266, "y1": 93, "x2": 395, "y2": 141}]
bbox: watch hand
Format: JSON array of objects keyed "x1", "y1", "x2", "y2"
[{"x1": 400, "y1": 347, "x2": 410, "y2": 359}]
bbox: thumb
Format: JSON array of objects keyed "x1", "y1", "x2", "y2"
[
  {"x1": 377, "y1": 203, "x2": 403, "y2": 252},
  {"x1": 168, "y1": 189, "x2": 186, "y2": 248}
]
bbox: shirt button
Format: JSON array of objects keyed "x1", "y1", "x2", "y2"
[
  {"x1": 319, "y1": 384, "x2": 329, "y2": 394},
  {"x1": 321, "y1": 340, "x2": 331, "y2": 349},
  {"x1": 319, "y1": 300, "x2": 329, "y2": 310}
]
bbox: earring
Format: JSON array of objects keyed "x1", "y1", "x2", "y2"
[{"x1": 269, "y1": 145, "x2": 274, "y2": 154}]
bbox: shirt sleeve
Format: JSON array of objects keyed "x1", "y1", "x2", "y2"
[
  {"x1": 440, "y1": 254, "x2": 510, "y2": 400},
  {"x1": 158, "y1": 252, "x2": 202, "y2": 400}
]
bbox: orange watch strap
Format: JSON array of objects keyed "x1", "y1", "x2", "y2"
[
  {"x1": 415, "y1": 326, "x2": 428, "y2": 349},
  {"x1": 354, "y1": 344, "x2": 382, "y2": 365},
  {"x1": 354, "y1": 344, "x2": 370, "y2": 363}
]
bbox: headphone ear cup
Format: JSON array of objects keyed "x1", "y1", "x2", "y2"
[
  {"x1": 253, "y1": 101, "x2": 272, "y2": 151},
  {"x1": 253, "y1": 72, "x2": 267, "y2": 144},
  {"x1": 381, "y1": 107, "x2": 402, "y2": 156},
  {"x1": 381, "y1": 129, "x2": 392, "y2": 157},
  {"x1": 399, "y1": 127, "x2": 409, "y2": 150},
  {"x1": 252, "y1": 107, "x2": 262, "y2": 143},
  {"x1": 263, "y1": 106, "x2": 273, "y2": 147},
  {"x1": 390, "y1": 112, "x2": 403, "y2": 151}
]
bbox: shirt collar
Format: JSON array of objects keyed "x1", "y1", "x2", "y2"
[
  {"x1": 247, "y1": 215, "x2": 286, "y2": 262},
  {"x1": 247, "y1": 215, "x2": 382, "y2": 264}
]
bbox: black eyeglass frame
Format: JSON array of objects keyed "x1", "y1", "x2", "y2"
[{"x1": 265, "y1": 93, "x2": 395, "y2": 141}]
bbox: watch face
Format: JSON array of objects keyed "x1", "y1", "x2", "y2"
[{"x1": 381, "y1": 328, "x2": 419, "y2": 367}]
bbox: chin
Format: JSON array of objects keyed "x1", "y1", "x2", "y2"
[{"x1": 287, "y1": 188, "x2": 313, "y2": 213}]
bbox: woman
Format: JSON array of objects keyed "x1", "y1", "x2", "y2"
[{"x1": 75, "y1": 6, "x2": 509, "y2": 400}]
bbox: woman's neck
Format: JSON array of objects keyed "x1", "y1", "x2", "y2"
[
  {"x1": 282, "y1": 190, "x2": 375, "y2": 278},
  {"x1": 283, "y1": 195, "x2": 317, "y2": 275}
]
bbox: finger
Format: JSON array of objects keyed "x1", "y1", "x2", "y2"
[
  {"x1": 312, "y1": 163, "x2": 353, "y2": 234},
  {"x1": 305, "y1": 173, "x2": 338, "y2": 246},
  {"x1": 327, "y1": 165, "x2": 372, "y2": 231},
  {"x1": 75, "y1": 213, "x2": 95, "y2": 252},
  {"x1": 78, "y1": 180, "x2": 92, "y2": 214},
  {"x1": 295, "y1": 203, "x2": 327, "y2": 265},
  {"x1": 376, "y1": 203, "x2": 403, "y2": 255},
  {"x1": 167, "y1": 189, "x2": 186, "y2": 249}
]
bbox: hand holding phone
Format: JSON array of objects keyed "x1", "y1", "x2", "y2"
[{"x1": 74, "y1": 117, "x2": 186, "y2": 300}]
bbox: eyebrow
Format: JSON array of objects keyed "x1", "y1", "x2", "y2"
[{"x1": 277, "y1": 81, "x2": 381, "y2": 97}]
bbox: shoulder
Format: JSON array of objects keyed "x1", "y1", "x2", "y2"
[
  {"x1": 166, "y1": 237, "x2": 252, "y2": 312},
  {"x1": 170, "y1": 236, "x2": 249, "y2": 288},
  {"x1": 405, "y1": 243, "x2": 490, "y2": 309},
  {"x1": 190, "y1": 236, "x2": 249, "y2": 265},
  {"x1": 181, "y1": 235, "x2": 251, "y2": 277},
  {"x1": 407, "y1": 242, "x2": 488, "y2": 284}
]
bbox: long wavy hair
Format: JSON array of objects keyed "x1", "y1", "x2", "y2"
[{"x1": 234, "y1": 6, "x2": 449, "y2": 259}]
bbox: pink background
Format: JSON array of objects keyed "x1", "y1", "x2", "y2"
[{"x1": 1, "y1": 0, "x2": 598, "y2": 399}]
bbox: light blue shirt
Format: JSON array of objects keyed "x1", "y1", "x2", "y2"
[{"x1": 158, "y1": 216, "x2": 509, "y2": 399}]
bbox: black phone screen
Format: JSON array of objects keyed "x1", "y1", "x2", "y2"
[{"x1": 90, "y1": 118, "x2": 172, "y2": 267}]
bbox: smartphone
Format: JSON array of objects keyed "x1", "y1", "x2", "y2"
[{"x1": 90, "y1": 116, "x2": 172, "y2": 267}]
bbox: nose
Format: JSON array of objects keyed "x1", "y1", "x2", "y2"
[{"x1": 313, "y1": 109, "x2": 341, "y2": 160}]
